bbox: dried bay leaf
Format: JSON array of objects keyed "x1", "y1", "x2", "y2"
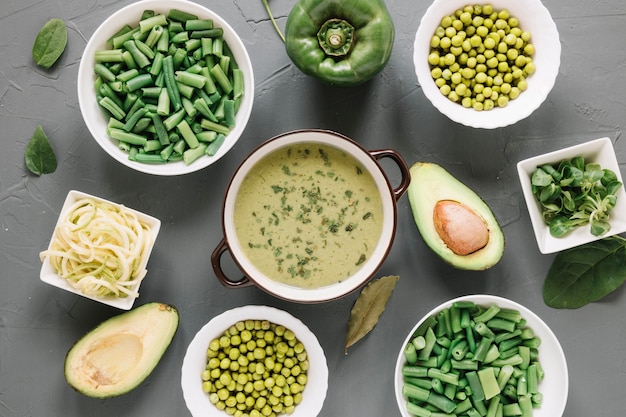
[{"x1": 345, "y1": 275, "x2": 399, "y2": 354}]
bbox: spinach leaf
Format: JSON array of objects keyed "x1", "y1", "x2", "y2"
[
  {"x1": 32, "y1": 18, "x2": 67, "y2": 69},
  {"x1": 25, "y1": 125, "x2": 57, "y2": 176},
  {"x1": 543, "y1": 236, "x2": 626, "y2": 308}
]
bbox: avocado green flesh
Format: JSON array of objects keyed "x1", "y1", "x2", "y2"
[
  {"x1": 407, "y1": 162, "x2": 505, "y2": 270},
  {"x1": 64, "y1": 302, "x2": 179, "y2": 398}
]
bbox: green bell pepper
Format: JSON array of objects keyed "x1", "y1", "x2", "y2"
[{"x1": 283, "y1": 0, "x2": 395, "y2": 87}]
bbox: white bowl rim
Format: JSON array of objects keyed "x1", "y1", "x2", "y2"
[
  {"x1": 413, "y1": 0, "x2": 561, "y2": 129},
  {"x1": 216, "y1": 129, "x2": 406, "y2": 303},
  {"x1": 181, "y1": 305, "x2": 329, "y2": 417},
  {"x1": 516, "y1": 137, "x2": 626, "y2": 254},
  {"x1": 39, "y1": 190, "x2": 161, "y2": 310},
  {"x1": 394, "y1": 294, "x2": 569, "y2": 417},
  {"x1": 77, "y1": 0, "x2": 254, "y2": 175}
]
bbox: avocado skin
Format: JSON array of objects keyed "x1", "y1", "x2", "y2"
[
  {"x1": 64, "y1": 302, "x2": 179, "y2": 398},
  {"x1": 407, "y1": 162, "x2": 505, "y2": 270}
]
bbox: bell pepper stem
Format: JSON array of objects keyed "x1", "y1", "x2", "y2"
[
  {"x1": 317, "y1": 19, "x2": 355, "y2": 56},
  {"x1": 262, "y1": 0, "x2": 285, "y2": 42}
]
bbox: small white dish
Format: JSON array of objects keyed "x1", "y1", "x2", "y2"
[
  {"x1": 413, "y1": 0, "x2": 561, "y2": 128},
  {"x1": 40, "y1": 190, "x2": 161, "y2": 310},
  {"x1": 394, "y1": 294, "x2": 569, "y2": 417},
  {"x1": 517, "y1": 137, "x2": 626, "y2": 254},
  {"x1": 181, "y1": 305, "x2": 328, "y2": 417}
]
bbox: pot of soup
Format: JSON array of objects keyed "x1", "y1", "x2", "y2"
[{"x1": 211, "y1": 129, "x2": 410, "y2": 303}]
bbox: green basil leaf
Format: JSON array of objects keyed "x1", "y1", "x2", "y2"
[
  {"x1": 345, "y1": 275, "x2": 399, "y2": 354},
  {"x1": 543, "y1": 236, "x2": 626, "y2": 309},
  {"x1": 548, "y1": 216, "x2": 574, "y2": 237},
  {"x1": 570, "y1": 156, "x2": 585, "y2": 171},
  {"x1": 590, "y1": 220, "x2": 611, "y2": 236},
  {"x1": 561, "y1": 190, "x2": 576, "y2": 211},
  {"x1": 531, "y1": 167, "x2": 553, "y2": 187},
  {"x1": 584, "y1": 164, "x2": 604, "y2": 183},
  {"x1": 25, "y1": 125, "x2": 57, "y2": 176},
  {"x1": 32, "y1": 18, "x2": 67, "y2": 68},
  {"x1": 606, "y1": 181, "x2": 623, "y2": 195},
  {"x1": 601, "y1": 169, "x2": 618, "y2": 186}
]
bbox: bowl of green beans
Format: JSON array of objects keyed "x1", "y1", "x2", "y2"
[
  {"x1": 77, "y1": 0, "x2": 254, "y2": 175},
  {"x1": 394, "y1": 294, "x2": 568, "y2": 417},
  {"x1": 181, "y1": 305, "x2": 328, "y2": 417},
  {"x1": 413, "y1": 0, "x2": 560, "y2": 129}
]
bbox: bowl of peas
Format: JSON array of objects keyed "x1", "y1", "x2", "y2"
[
  {"x1": 394, "y1": 294, "x2": 568, "y2": 417},
  {"x1": 413, "y1": 0, "x2": 560, "y2": 129},
  {"x1": 77, "y1": 0, "x2": 254, "y2": 175},
  {"x1": 181, "y1": 305, "x2": 328, "y2": 417}
]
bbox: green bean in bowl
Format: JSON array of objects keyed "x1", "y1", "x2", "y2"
[
  {"x1": 77, "y1": 0, "x2": 254, "y2": 176},
  {"x1": 182, "y1": 305, "x2": 328, "y2": 417},
  {"x1": 394, "y1": 295, "x2": 568, "y2": 417}
]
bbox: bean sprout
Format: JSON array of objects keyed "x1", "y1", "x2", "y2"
[{"x1": 40, "y1": 198, "x2": 153, "y2": 298}]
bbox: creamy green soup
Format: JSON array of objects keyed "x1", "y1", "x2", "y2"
[{"x1": 234, "y1": 143, "x2": 383, "y2": 289}]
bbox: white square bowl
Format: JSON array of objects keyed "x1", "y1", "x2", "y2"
[
  {"x1": 517, "y1": 137, "x2": 626, "y2": 254},
  {"x1": 40, "y1": 190, "x2": 161, "y2": 309}
]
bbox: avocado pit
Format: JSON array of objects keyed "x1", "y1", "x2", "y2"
[{"x1": 433, "y1": 200, "x2": 489, "y2": 255}]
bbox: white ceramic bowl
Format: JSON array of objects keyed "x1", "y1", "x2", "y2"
[
  {"x1": 39, "y1": 190, "x2": 161, "y2": 310},
  {"x1": 394, "y1": 294, "x2": 568, "y2": 417},
  {"x1": 211, "y1": 129, "x2": 411, "y2": 303},
  {"x1": 181, "y1": 305, "x2": 328, "y2": 417},
  {"x1": 517, "y1": 137, "x2": 626, "y2": 254},
  {"x1": 413, "y1": 0, "x2": 561, "y2": 128},
  {"x1": 77, "y1": 0, "x2": 254, "y2": 175}
]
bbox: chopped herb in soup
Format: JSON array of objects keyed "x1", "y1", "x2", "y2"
[{"x1": 234, "y1": 143, "x2": 383, "y2": 288}]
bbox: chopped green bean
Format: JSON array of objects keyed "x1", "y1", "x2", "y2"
[
  {"x1": 205, "y1": 133, "x2": 225, "y2": 156},
  {"x1": 405, "y1": 342, "x2": 418, "y2": 364},
  {"x1": 107, "y1": 128, "x2": 147, "y2": 146},
  {"x1": 94, "y1": 63, "x2": 116, "y2": 82},
  {"x1": 95, "y1": 49, "x2": 124, "y2": 62},
  {"x1": 200, "y1": 119, "x2": 230, "y2": 136},
  {"x1": 125, "y1": 73, "x2": 153, "y2": 92},
  {"x1": 99, "y1": 96, "x2": 126, "y2": 120},
  {"x1": 93, "y1": 8, "x2": 244, "y2": 165},
  {"x1": 401, "y1": 302, "x2": 545, "y2": 417}
]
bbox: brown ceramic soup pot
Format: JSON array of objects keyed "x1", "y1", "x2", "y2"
[{"x1": 211, "y1": 129, "x2": 410, "y2": 303}]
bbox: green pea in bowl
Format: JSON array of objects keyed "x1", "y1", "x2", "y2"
[
  {"x1": 394, "y1": 295, "x2": 568, "y2": 417},
  {"x1": 77, "y1": 0, "x2": 254, "y2": 175},
  {"x1": 413, "y1": 0, "x2": 560, "y2": 128},
  {"x1": 181, "y1": 305, "x2": 328, "y2": 417}
]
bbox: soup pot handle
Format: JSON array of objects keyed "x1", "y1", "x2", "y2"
[
  {"x1": 211, "y1": 238, "x2": 255, "y2": 288},
  {"x1": 369, "y1": 149, "x2": 411, "y2": 201}
]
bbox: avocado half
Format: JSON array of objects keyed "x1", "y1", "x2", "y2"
[
  {"x1": 64, "y1": 302, "x2": 179, "y2": 398},
  {"x1": 407, "y1": 162, "x2": 505, "y2": 270}
]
